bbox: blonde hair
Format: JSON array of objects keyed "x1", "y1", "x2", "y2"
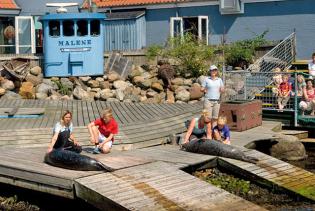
[
  {"x1": 60, "y1": 110, "x2": 72, "y2": 126},
  {"x1": 273, "y1": 67, "x2": 281, "y2": 72},
  {"x1": 297, "y1": 74, "x2": 305, "y2": 82},
  {"x1": 201, "y1": 110, "x2": 211, "y2": 120},
  {"x1": 217, "y1": 116, "x2": 227, "y2": 125},
  {"x1": 102, "y1": 108, "x2": 113, "y2": 118}
]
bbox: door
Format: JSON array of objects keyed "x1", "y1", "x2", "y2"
[
  {"x1": 198, "y1": 16, "x2": 208, "y2": 45},
  {"x1": 15, "y1": 16, "x2": 35, "y2": 54},
  {"x1": 170, "y1": 17, "x2": 183, "y2": 38}
]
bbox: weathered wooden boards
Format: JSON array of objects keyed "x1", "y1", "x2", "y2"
[
  {"x1": 75, "y1": 161, "x2": 266, "y2": 211},
  {"x1": 219, "y1": 149, "x2": 315, "y2": 201}
]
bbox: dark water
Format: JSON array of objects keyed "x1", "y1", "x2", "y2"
[{"x1": 0, "y1": 183, "x2": 100, "y2": 211}]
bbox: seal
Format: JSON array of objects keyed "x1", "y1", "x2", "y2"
[
  {"x1": 181, "y1": 139, "x2": 258, "y2": 164},
  {"x1": 44, "y1": 149, "x2": 113, "y2": 171}
]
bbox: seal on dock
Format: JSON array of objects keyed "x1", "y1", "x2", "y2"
[
  {"x1": 44, "y1": 149, "x2": 113, "y2": 171},
  {"x1": 181, "y1": 139, "x2": 259, "y2": 164}
]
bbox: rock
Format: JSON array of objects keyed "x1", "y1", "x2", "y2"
[
  {"x1": 129, "y1": 66, "x2": 144, "y2": 78},
  {"x1": 60, "y1": 78, "x2": 74, "y2": 90},
  {"x1": 107, "y1": 72, "x2": 120, "y2": 82},
  {"x1": 43, "y1": 79, "x2": 58, "y2": 90},
  {"x1": 73, "y1": 86, "x2": 92, "y2": 100},
  {"x1": 91, "y1": 88, "x2": 101, "y2": 93},
  {"x1": 140, "y1": 79, "x2": 152, "y2": 89},
  {"x1": 36, "y1": 83, "x2": 54, "y2": 95},
  {"x1": 87, "y1": 80, "x2": 100, "y2": 88},
  {"x1": 60, "y1": 95, "x2": 71, "y2": 100},
  {"x1": 271, "y1": 134, "x2": 307, "y2": 161},
  {"x1": 99, "y1": 81, "x2": 111, "y2": 89},
  {"x1": 30, "y1": 66, "x2": 42, "y2": 76},
  {"x1": 79, "y1": 76, "x2": 91, "y2": 83},
  {"x1": 183, "y1": 79, "x2": 193, "y2": 86},
  {"x1": 107, "y1": 98, "x2": 119, "y2": 102},
  {"x1": 0, "y1": 88, "x2": 5, "y2": 96},
  {"x1": 188, "y1": 100, "x2": 199, "y2": 104},
  {"x1": 115, "y1": 89, "x2": 125, "y2": 101},
  {"x1": 19, "y1": 82, "x2": 35, "y2": 99},
  {"x1": 139, "y1": 95, "x2": 147, "y2": 102},
  {"x1": 166, "y1": 90, "x2": 175, "y2": 103},
  {"x1": 47, "y1": 94, "x2": 61, "y2": 100},
  {"x1": 13, "y1": 80, "x2": 21, "y2": 89},
  {"x1": 142, "y1": 72, "x2": 152, "y2": 79},
  {"x1": 2, "y1": 91, "x2": 21, "y2": 99},
  {"x1": 35, "y1": 92, "x2": 48, "y2": 99},
  {"x1": 50, "y1": 77, "x2": 59, "y2": 82},
  {"x1": 132, "y1": 76, "x2": 145, "y2": 86},
  {"x1": 113, "y1": 80, "x2": 129, "y2": 90},
  {"x1": 1, "y1": 79, "x2": 14, "y2": 90},
  {"x1": 95, "y1": 77, "x2": 104, "y2": 82},
  {"x1": 189, "y1": 85, "x2": 203, "y2": 100},
  {"x1": 140, "y1": 90, "x2": 146, "y2": 96},
  {"x1": 123, "y1": 99, "x2": 133, "y2": 103},
  {"x1": 151, "y1": 82, "x2": 164, "y2": 92},
  {"x1": 175, "y1": 89, "x2": 190, "y2": 102},
  {"x1": 171, "y1": 78, "x2": 184, "y2": 86},
  {"x1": 132, "y1": 87, "x2": 141, "y2": 96},
  {"x1": 176, "y1": 100, "x2": 185, "y2": 104},
  {"x1": 100, "y1": 89, "x2": 115, "y2": 100},
  {"x1": 175, "y1": 86, "x2": 188, "y2": 95},
  {"x1": 25, "y1": 73, "x2": 42, "y2": 86},
  {"x1": 124, "y1": 94, "x2": 139, "y2": 103},
  {"x1": 146, "y1": 90, "x2": 157, "y2": 98}
]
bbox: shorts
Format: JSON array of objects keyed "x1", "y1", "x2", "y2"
[
  {"x1": 204, "y1": 99, "x2": 220, "y2": 119},
  {"x1": 99, "y1": 133, "x2": 113, "y2": 148}
]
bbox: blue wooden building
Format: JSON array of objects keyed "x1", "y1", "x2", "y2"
[{"x1": 83, "y1": 0, "x2": 315, "y2": 59}]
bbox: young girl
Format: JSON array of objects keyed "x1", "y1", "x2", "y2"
[
  {"x1": 183, "y1": 110, "x2": 212, "y2": 144},
  {"x1": 272, "y1": 67, "x2": 283, "y2": 96},
  {"x1": 277, "y1": 74, "x2": 292, "y2": 112},
  {"x1": 212, "y1": 116, "x2": 230, "y2": 145},
  {"x1": 47, "y1": 110, "x2": 81, "y2": 153},
  {"x1": 88, "y1": 108, "x2": 119, "y2": 154}
]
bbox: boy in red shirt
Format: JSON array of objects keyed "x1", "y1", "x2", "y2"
[
  {"x1": 277, "y1": 74, "x2": 292, "y2": 112},
  {"x1": 88, "y1": 108, "x2": 118, "y2": 154}
]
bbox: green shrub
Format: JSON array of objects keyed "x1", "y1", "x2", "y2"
[{"x1": 53, "y1": 80, "x2": 71, "y2": 96}]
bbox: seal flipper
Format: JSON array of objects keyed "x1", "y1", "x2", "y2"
[{"x1": 96, "y1": 161, "x2": 114, "y2": 172}]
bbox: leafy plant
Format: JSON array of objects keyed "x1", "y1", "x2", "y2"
[
  {"x1": 224, "y1": 30, "x2": 269, "y2": 69},
  {"x1": 53, "y1": 80, "x2": 71, "y2": 96},
  {"x1": 146, "y1": 33, "x2": 215, "y2": 77}
]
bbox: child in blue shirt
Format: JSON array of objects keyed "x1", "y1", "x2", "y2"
[{"x1": 212, "y1": 116, "x2": 230, "y2": 145}]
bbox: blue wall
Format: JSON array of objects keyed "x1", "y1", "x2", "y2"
[{"x1": 146, "y1": 0, "x2": 315, "y2": 59}]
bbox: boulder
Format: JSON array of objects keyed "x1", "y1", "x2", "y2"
[
  {"x1": 35, "y1": 92, "x2": 48, "y2": 99},
  {"x1": 19, "y1": 82, "x2": 35, "y2": 99},
  {"x1": 140, "y1": 79, "x2": 152, "y2": 89},
  {"x1": 183, "y1": 79, "x2": 193, "y2": 86},
  {"x1": 146, "y1": 90, "x2": 157, "y2": 98},
  {"x1": 43, "y1": 79, "x2": 58, "y2": 90},
  {"x1": 115, "y1": 89, "x2": 125, "y2": 101},
  {"x1": 50, "y1": 77, "x2": 59, "y2": 82},
  {"x1": 271, "y1": 134, "x2": 307, "y2": 161},
  {"x1": 196, "y1": 76, "x2": 207, "y2": 85},
  {"x1": 1, "y1": 79, "x2": 14, "y2": 90},
  {"x1": 189, "y1": 85, "x2": 203, "y2": 100},
  {"x1": 151, "y1": 82, "x2": 164, "y2": 92},
  {"x1": 30, "y1": 66, "x2": 42, "y2": 76},
  {"x1": 0, "y1": 88, "x2": 5, "y2": 96},
  {"x1": 107, "y1": 72, "x2": 120, "y2": 82},
  {"x1": 132, "y1": 76, "x2": 145, "y2": 86},
  {"x1": 139, "y1": 95, "x2": 147, "y2": 102},
  {"x1": 95, "y1": 77, "x2": 104, "y2": 82},
  {"x1": 113, "y1": 80, "x2": 129, "y2": 90},
  {"x1": 166, "y1": 90, "x2": 175, "y2": 103},
  {"x1": 171, "y1": 78, "x2": 184, "y2": 86},
  {"x1": 87, "y1": 80, "x2": 100, "y2": 88},
  {"x1": 36, "y1": 83, "x2": 54, "y2": 95},
  {"x1": 73, "y1": 86, "x2": 92, "y2": 100},
  {"x1": 99, "y1": 81, "x2": 111, "y2": 89},
  {"x1": 175, "y1": 89, "x2": 190, "y2": 102},
  {"x1": 129, "y1": 65, "x2": 144, "y2": 78},
  {"x1": 100, "y1": 89, "x2": 115, "y2": 100},
  {"x1": 79, "y1": 76, "x2": 91, "y2": 83},
  {"x1": 25, "y1": 73, "x2": 43, "y2": 86}
]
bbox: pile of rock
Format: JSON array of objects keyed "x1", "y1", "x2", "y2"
[{"x1": 0, "y1": 63, "x2": 207, "y2": 104}]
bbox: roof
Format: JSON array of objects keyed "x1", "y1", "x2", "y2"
[
  {"x1": 82, "y1": 0, "x2": 189, "y2": 8},
  {"x1": 105, "y1": 10, "x2": 145, "y2": 20},
  {"x1": 0, "y1": 0, "x2": 20, "y2": 9}
]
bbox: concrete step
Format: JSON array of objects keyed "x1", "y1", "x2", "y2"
[{"x1": 281, "y1": 130, "x2": 309, "y2": 139}]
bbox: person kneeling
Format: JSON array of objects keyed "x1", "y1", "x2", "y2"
[
  {"x1": 213, "y1": 116, "x2": 230, "y2": 145},
  {"x1": 183, "y1": 110, "x2": 212, "y2": 144},
  {"x1": 88, "y1": 108, "x2": 118, "y2": 154}
]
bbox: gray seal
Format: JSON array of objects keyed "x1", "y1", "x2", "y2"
[
  {"x1": 44, "y1": 149, "x2": 113, "y2": 171},
  {"x1": 181, "y1": 139, "x2": 258, "y2": 164}
]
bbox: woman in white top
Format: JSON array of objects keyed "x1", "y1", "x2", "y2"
[
  {"x1": 47, "y1": 110, "x2": 81, "y2": 153},
  {"x1": 308, "y1": 53, "x2": 315, "y2": 77}
]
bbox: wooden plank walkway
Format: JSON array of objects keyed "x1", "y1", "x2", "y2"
[{"x1": 75, "y1": 161, "x2": 265, "y2": 211}]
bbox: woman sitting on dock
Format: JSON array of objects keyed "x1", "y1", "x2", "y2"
[
  {"x1": 47, "y1": 110, "x2": 82, "y2": 153},
  {"x1": 183, "y1": 110, "x2": 212, "y2": 144},
  {"x1": 88, "y1": 108, "x2": 118, "y2": 154},
  {"x1": 299, "y1": 79, "x2": 315, "y2": 116}
]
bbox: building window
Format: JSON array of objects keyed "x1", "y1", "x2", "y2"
[
  {"x1": 63, "y1": 20, "x2": 74, "y2": 36},
  {"x1": 170, "y1": 16, "x2": 208, "y2": 44},
  {"x1": 77, "y1": 20, "x2": 87, "y2": 36},
  {"x1": 0, "y1": 17, "x2": 15, "y2": 53},
  {"x1": 90, "y1": 20, "x2": 100, "y2": 36},
  {"x1": 49, "y1": 21, "x2": 60, "y2": 37},
  {"x1": 34, "y1": 16, "x2": 43, "y2": 53}
]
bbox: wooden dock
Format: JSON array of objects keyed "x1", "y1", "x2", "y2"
[{"x1": 0, "y1": 98, "x2": 314, "y2": 210}]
